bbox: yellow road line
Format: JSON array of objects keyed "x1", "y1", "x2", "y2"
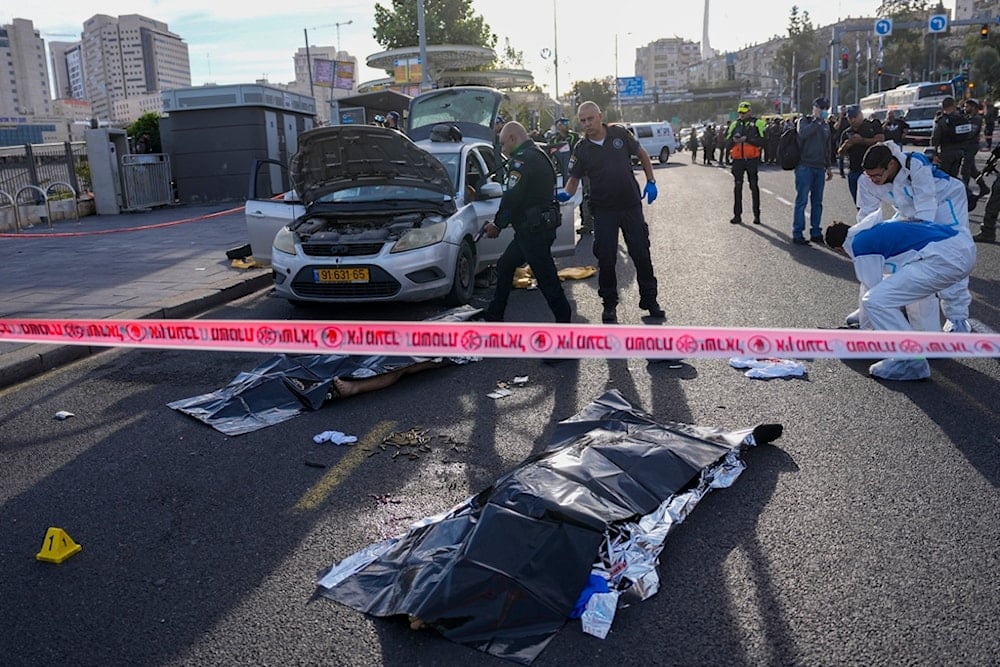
[{"x1": 295, "y1": 419, "x2": 396, "y2": 511}]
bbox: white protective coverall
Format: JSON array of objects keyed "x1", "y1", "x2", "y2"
[
  {"x1": 855, "y1": 141, "x2": 973, "y2": 332},
  {"x1": 843, "y1": 219, "x2": 977, "y2": 380}
]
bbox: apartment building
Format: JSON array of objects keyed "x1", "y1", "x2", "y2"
[
  {"x1": 80, "y1": 14, "x2": 191, "y2": 123},
  {"x1": 635, "y1": 38, "x2": 703, "y2": 93},
  {"x1": 0, "y1": 18, "x2": 53, "y2": 119}
]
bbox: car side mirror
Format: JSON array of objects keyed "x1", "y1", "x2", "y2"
[{"x1": 478, "y1": 182, "x2": 503, "y2": 199}]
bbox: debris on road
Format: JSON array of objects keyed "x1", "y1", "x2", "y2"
[
  {"x1": 729, "y1": 356, "x2": 808, "y2": 379},
  {"x1": 316, "y1": 389, "x2": 783, "y2": 664}
]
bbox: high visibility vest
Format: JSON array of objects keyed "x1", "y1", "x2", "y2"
[{"x1": 727, "y1": 118, "x2": 766, "y2": 160}]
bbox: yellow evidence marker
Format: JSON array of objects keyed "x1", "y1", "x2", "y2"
[{"x1": 36, "y1": 527, "x2": 82, "y2": 563}]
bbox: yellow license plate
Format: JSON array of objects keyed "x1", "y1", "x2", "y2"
[{"x1": 314, "y1": 268, "x2": 370, "y2": 283}]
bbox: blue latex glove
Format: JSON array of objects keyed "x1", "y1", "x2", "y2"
[
  {"x1": 556, "y1": 190, "x2": 572, "y2": 203},
  {"x1": 643, "y1": 181, "x2": 658, "y2": 204}
]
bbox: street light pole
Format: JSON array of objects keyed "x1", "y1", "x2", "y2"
[
  {"x1": 553, "y1": 0, "x2": 560, "y2": 112},
  {"x1": 335, "y1": 20, "x2": 352, "y2": 59},
  {"x1": 304, "y1": 29, "x2": 314, "y2": 99}
]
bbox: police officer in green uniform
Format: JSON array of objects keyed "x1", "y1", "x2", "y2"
[{"x1": 481, "y1": 121, "x2": 572, "y2": 324}]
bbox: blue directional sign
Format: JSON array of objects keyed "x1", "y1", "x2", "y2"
[
  {"x1": 616, "y1": 76, "x2": 644, "y2": 98},
  {"x1": 875, "y1": 18, "x2": 893, "y2": 36},
  {"x1": 928, "y1": 15, "x2": 948, "y2": 33}
]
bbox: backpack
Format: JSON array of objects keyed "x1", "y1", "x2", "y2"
[{"x1": 778, "y1": 126, "x2": 800, "y2": 170}]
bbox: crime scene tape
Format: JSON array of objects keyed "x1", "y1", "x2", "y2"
[{"x1": 1, "y1": 318, "x2": 999, "y2": 361}]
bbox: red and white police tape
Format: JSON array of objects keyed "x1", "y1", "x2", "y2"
[{"x1": 1, "y1": 318, "x2": 999, "y2": 360}]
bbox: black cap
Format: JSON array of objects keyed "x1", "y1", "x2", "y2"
[{"x1": 812, "y1": 97, "x2": 830, "y2": 110}]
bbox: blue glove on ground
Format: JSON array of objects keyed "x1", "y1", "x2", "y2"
[
  {"x1": 556, "y1": 190, "x2": 572, "y2": 203},
  {"x1": 643, "y1": 182, "x2": 658, "y2": 204}
]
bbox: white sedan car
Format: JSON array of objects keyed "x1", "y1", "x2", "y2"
[{"x1": 245, "y1": 86, "x2": 580, "y2": 306}]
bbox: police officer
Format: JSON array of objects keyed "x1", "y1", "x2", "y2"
[
  {"x1": 961, "y1": 98, "x2": 984, "y2": 186},
  {"x1": 932, "y1": 97, "x2": 974, "y2": 179},
  {"x1": 546, "y1": 117, "x2": 578, "y2": 179},
  {"x1": 559, "y1": 101, "x2": 664, "y2": 324},
  {"x1": 726, "y1": 101, "x2": 767, "y2": 224},
  {"x1": 480, "y1": 121, "x2": 571, "y2": 324}
]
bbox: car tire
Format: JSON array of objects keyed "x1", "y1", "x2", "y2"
[
  {"x1": 444, "y1": 241, "x2": 475, "y2": 306},
  {"x1": 659, "y1": 147, "x2": 670, "y2": 163}
]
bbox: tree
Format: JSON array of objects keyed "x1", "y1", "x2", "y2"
[
  {"x1": 568, "y1": 79, "x2": 616, "y2": 120},
  {"x1": 127, "y1": 113, "x2": 161, "y2": 153},
  {"x1": 774, "y1": 6, "x2": 822, "y2": 111},
  {"x1": 971, "y1": 46, "x2": 1000, "y2": 100},
  {"x1": 373, "y1": 0, "x2": 497, "y2": 52}
]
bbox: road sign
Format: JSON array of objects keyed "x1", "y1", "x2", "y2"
[
  {"x1": 875, "y1": 18, "x2": 893, "y2": 36},
  {"x1": 616, "y1": 76, "x2": 644, "y2": 98},
  {"x1": 928, "y1": 15, "x2": 948, "y2": 33}
]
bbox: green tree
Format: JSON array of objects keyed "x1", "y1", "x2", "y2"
[
  {"x1": 568, "y1": 78, "x2": 616, "y2": 120},
  {"x1": 774, "y1": 6, "x2": 823, "y2": 112},
  {"x1": 373, "y1": 0, "x2": 497, "y2": 51},
  {"x1": 127, "y1": 113, "x2": 161, "y2": 153},
  {"x1": 971, "y1": 46, "x2": 1000, "y2": 101}
]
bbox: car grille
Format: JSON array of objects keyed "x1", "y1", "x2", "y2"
[
  {"x1": 302, "y1": 242, "x2": 385, "y2": 257},
  {"x1": 290, "y1": 266, "x2": 401, "y2": 299}
]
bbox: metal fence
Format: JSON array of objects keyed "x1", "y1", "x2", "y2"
[
  {"x1": 0, "y1": 142, "x2": 89, "y2": 200},
  {"x1": 120, "y1": 154, "x2": 173, "y2": 210}
]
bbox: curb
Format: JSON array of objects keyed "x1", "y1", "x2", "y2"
[{"x1": 0, "y1": 272, "x2": 272, "y2": 391}]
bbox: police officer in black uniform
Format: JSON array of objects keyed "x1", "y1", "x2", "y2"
[
  {"x1": 560, "y1": 101, "x2": 663, "y2": 324},
  {"x1": 480, "y1": 121, "x2": 572, "y2": 324},
  {"x1": 932, "y1": 96, "x2": 975, "y2": 179}
]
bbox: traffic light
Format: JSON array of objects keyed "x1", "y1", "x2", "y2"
[
  {"x1": 745, "y1": 79, "x2": 751, "y2": 94},
  {"x1": 726, "y1": 63, "x2": 736, "y2": 81},
  {"x1": 877, "y1": 66, "x2": 884, "y2": 78},
  {"x1": 981, "y1": 23, "x2": 989, "y2": 40},
  {"x1": 969, "y1": 81, "x2": 976, "y2": 93},
  {"x1": 841, "y1": 52, "x2": 849, "y2": 71}
]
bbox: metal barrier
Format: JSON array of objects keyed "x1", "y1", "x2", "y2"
[
  {"x1": 14, "y1": 185, "x2": 51, "y2": 232},
  {"x1": 46, "y1": 181, "x2": 79, "y2": 224},
  {"x1": 0, "y1": 189, "x2": 17, "y2": 232},
  {"x1": 120, "y1": 154, "x2": 173, "y2": 211}
]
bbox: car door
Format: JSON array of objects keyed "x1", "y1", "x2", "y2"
[{"x1": 244, "y1": 159, "x2": 302, "y2": 265}]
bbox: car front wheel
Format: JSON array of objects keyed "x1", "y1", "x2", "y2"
[{"x1": 444, "y1": 241, "x2": 475, "y2": 306}]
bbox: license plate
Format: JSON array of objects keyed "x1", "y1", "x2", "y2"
[{"x1": 314, "y1": 267, "x2": 369, "y2": 283}]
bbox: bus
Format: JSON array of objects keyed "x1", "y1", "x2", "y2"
[
  {"x1": 883, "y1": 81, "x2": 955, "y2": 145},
  {"x1": 859, "y1": 92, "x2": 887, "y2": 122}
]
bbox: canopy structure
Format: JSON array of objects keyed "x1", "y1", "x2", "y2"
[{"x1": 363, "y1": 45, "x2": 534, "y2": 92}]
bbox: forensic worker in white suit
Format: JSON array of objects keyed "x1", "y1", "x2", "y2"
[
  {"x1": 824, "y1": 218, "x2": 976, "y2": 381},
  {"x1": 853, "y1": 141, "x2": 973, "y2": 333}
]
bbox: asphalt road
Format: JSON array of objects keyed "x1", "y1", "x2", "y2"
[{"x1": 2, "y1": 156, "x2": 999, "y2": 666}]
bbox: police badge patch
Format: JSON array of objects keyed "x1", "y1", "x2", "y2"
[
  {"x1": 613, "y1": 137, "x2": 625, "y2": 149},
  {"x1": 507, "y1": 161, "x2": 523, "y2": 188}
]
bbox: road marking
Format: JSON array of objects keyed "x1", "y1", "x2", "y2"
[
  {"x1": 295, "y1": 420, "x2": 397, "y2": 511},
  {"x1": 776, "y1": 197, "x2": 794, "y2": 206}
]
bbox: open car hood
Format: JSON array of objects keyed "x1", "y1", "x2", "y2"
[
  {"x1": 290, "y1": 125, "x2": 455, "y2": 206},
  {"x1": 407, "y1": 86, "x2": 504, "y2": 143}
]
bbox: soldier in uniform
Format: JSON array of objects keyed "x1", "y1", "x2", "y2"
[{"x1": 480, "y1": 121, "x2": 572, "y2": 324}]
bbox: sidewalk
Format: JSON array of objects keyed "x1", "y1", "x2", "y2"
[{"x1": 0, "y1": 203, "x2": 271, "y2": 390}]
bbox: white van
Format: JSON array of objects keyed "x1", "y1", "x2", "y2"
[{"x1": 626, "y1": 121, "x2": 679, "y2": 163}]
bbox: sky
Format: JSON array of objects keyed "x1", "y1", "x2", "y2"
[{"x1": 16, "y1": 0, "x2": 957, "y2": 96}]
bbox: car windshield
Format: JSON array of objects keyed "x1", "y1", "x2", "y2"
[
  {"x1": 314, "y1": 184, "x2": 450, "y2": 204},
  {"x1": 904, "y1": 107, "x2": 938, "y2": 121},
  {"x1": 428, "y1": 151, "x2": 462, "y2": 192}
]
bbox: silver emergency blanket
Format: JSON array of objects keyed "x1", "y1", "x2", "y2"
[
  {"x1": 168, "y1": 306, "x2": 480, "y2": 435},
  {"x1": 315, "y1": 389, "x2": 782, "y2": 664}
]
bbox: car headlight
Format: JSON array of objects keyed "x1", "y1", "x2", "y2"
[
  {"x1": 391, "y1": 219, "x2": 447, "y2": 253},
  {"x1": 273, "y1": 227, "x2": 297, "y2": 256}
]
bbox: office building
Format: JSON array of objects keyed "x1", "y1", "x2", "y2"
[
  {"x1": 80, "y1": 14, "x2": 191, "y2": 123},
  {"x1": 0, "y1": 18, "x2": 53, "y2": 119}
]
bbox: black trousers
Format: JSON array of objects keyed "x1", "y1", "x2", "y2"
[
  {"x1": 731, "y1": 158, "x2": 761, "y2": 220},
  {"x1": 486, "y1": 227, "x2": 571, "y2": 323},
  {"x1": 591, "y1": 203, "x2": 658, "y2": 308}
]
